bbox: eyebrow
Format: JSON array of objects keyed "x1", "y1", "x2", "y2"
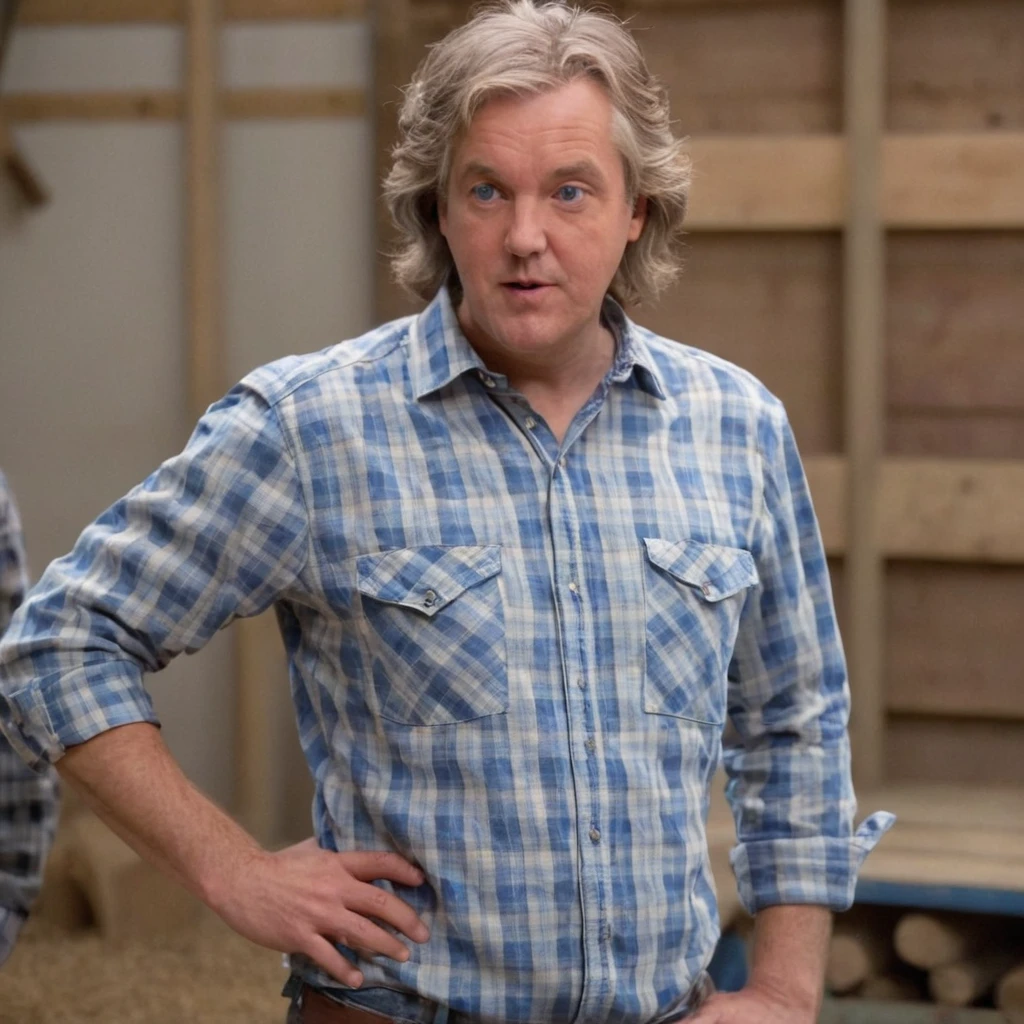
[
  {"x1": 549, "y1": 160, "x2": 607, "y2": 186},
  {"x1": 455, "y1": 159, "x2": 608, "y2": 188}
]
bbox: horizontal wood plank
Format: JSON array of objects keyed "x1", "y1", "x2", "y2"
[
  {"x1": 2, "y1": 88, "x2": 363, "y2": 120},
  {"x1": 20, "y1": 0, "x2": 365, "y2": 21},
  {"x1": 686, "y1": 133, "x2": 1024, "y2": 229},
  {"x1": 805, "y1": 456, "x2": 1024, "y2": 563}
]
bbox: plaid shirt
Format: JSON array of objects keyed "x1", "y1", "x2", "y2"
[
  {"x1": 0, "y1": 288, "x2": 891, "y2": 1021},
  {"x1": 0, "y1": 471, "x2": 59, "y2": 966}
]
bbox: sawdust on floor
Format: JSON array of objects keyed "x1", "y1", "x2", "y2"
[{"x1": 0, "y1": 911, "x2": 289, "y2": 1024}]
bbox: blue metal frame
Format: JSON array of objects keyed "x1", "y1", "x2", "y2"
[
  {"x1": 707, "y1": 879, "x2": 1024, "y2": 994},
  {"x1": 855, "y1": 878, "x2": 1024, "y2": 918}
]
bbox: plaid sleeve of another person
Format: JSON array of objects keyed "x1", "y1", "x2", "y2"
[{"x1": 0, "y1": 470, "x2": 60, "y2": 965}]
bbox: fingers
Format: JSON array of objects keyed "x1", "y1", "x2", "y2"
[
  {"x1": 346, "y1": 878, "x2": 430, "y2": 945},
  {"x1": 341, "y1": 850, "x2": 426, "y2": 888},
  {"x1": 305, "y1": 934, "x2": 365, "y2": 989},
  {"x1": 334, "y1": 908, "x2": 417, "y2": 963}
]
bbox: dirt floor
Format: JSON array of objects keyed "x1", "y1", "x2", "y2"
[{"x1": 0, "y1": 911, "x2": 288, "y2": 1024}]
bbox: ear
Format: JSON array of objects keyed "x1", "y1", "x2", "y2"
[{"x1": 627, "y1": 195, "x2": 648, "y2": 243}]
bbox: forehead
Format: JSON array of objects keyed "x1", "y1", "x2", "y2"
[{"x1": 451, "y1": 78, "x2": 620, "y2": 174}]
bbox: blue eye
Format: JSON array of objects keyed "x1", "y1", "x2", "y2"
[
  {"x1": 472, "y1": 183, "x2": 497, "y2": 202},
  {"x1": 557, "y1": 185, "x2": 584, "y2": 203}
]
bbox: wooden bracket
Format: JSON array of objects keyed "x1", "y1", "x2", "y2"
[{"x1": 1, "y1": 0, "x2": 50, "y2": 205}]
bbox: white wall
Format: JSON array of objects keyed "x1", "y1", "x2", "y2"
[{"x1": 0, "y1": 20, "x2": 373, "y2": 817}]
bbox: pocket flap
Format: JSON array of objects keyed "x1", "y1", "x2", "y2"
[
  {"x1": 357, "y1": 545, "x2": 501, "y2": 616},
  {"x1": 643, "y1": 538, "x2": 759, "y2": 601}
]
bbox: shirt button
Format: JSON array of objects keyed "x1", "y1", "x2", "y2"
[
  {"x1": 480, "y1": 374, "x2": 496, "y2": 388},
  {"x1": 525, "y1": 416, "x2": 537, "y2": 429},
  {"x1": 589, "y1": 827, "x2": 601, "y2": 843},
  {"x1": 585, "y1": 737, "x2": 596, "y2": 753},
  {"x1": 576, "y1": 676, "x2": 586, "y2": 690},
  {"x1": 423, "y1": 589, "x2": 437, "y2": 607},
  {"x1": 568, "y1": 581, "x2": 579, "y2": 593},
  {"x1": 701, "y1": 582, "x2": 711, "y2": 597}
]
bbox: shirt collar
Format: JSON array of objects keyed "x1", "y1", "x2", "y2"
[{"x1": 409, "y1": 285, "x2": 667, "y2": 402}]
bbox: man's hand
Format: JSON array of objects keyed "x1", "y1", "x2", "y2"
[
  {"x1": 210, "y1": 837, "x2": 431, "y2": 988},
  {"x1": 689, "y1": 979, "x2": 816, "y2": 1023},
  {"x1": 56, "y1": 726, "x2": 430, "y2": 989}
]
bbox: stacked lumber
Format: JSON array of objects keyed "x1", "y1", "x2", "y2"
[
  {"x1": 857, "y1": 783, "x2": 1024, "y2": 894},
  {"x1": 825, "y1": 908, "x2": 1024, "y2": 1011}
]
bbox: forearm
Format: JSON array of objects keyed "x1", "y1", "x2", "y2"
[
  {"x1": 55, "y1": 721, "x2": 260, "y2": 911},
  {"x1": 746, "y1": 904, "x2": 831, "y2": 1014}
]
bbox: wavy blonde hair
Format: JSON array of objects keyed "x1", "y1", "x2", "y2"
[{"x1": 383, "y1": 0, "x2": 690, "y2": 307}]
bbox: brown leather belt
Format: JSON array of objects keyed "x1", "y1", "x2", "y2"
[
  {"x1": 296, "y1": 985, "x2": 397, "y2": 1024},
  {"x1": 294, "y1": 973, "x2": 715, "y2": 1024}
]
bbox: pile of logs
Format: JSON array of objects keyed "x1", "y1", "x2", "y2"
[{"x1": 826, "y1": 906, "x2": 1024, "y2": 1011}]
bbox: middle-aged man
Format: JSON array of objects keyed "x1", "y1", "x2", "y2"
[{"x1": 0, "y1": 3, "x2": 892, "y2": 1021}]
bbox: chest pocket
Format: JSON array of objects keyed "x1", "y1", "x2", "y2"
[
  {"x1": 356, "y1": 545, "x2": 508, "y2": 726},
  {"x1": 642, "y1": 538, "x2": 759, "y2": 726}
]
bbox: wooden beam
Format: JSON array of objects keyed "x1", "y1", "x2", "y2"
[
  {"x1": 185, "y1": 0, "x2": 222, "y2": 424},
  {"x1": 5, "y1": 95, "x2": 1021, "y2": 230},
  {"x1": 685, "y1": 136, "x2": 844, "y2": 229},
  {"x1": 684, "y1": 134, "x2": 1024, "y2": 230},
  {"x1": 0, "y1": 116, "x2": 49, "y2": 204},
  {"x1": 805, "y1": 456, "x2": 1024, "y2": 564},
  {"x1": 843, "y1": 0, "x2": 886, "y2": 789},
  {"x1": 20, "y1": 0, "x2": 365, "y2": 22},
  {"x1": 2, "y1": 88, "x2": 364, "y2": 121},
  {"x1": 884, "y1": 133, "x2": 1024, "y2": 229},
  {"x1": 234, "y1": 612, "x2": 289, "y2": 845}
]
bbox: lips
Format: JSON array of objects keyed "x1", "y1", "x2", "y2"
[{"x1": 503, "y1": 281, "x2": 552, "y2": 290}]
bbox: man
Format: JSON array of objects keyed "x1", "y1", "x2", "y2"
[
  {"x1": 0, "y1": 2, "x2": 892, "y2": 1021},
  {"x1": 0, "y1": 470, "x2": 59, "y2": 967}
]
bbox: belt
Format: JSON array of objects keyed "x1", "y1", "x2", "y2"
[
  {"x1": 295, "y1": 985, "x2": 397, "y2": 1024},
  {"x1": 294, "y1": 973, "x2": 716, "y2": 1024}
]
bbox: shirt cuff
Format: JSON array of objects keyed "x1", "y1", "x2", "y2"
[
  {"x1": 0, "y1": 905, "x2": 26, "y2": 967},
  {"x1": 729, "y1": 811, "x2": 896, "y2": 914},
  {"x1": 0, "y1": 665, "x2": 159, "y2": 771}
]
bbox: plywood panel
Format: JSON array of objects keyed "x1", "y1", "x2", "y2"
[
  {"x1": 887, "y1": 233, "x2": 1024, "y2": 414},
  {"x1": 630, "y1": 5, "x2": 841, "y2": 133},
  {"x1": 886, "y1": 716, "x2": 1024, "y2": 788},
  {"x1": 639, "y1": 233, "x2": 842, "y2": 454},
  {"x1": 889, "y1": 0, "x2": 1024, "y2": 132},
  {"x1": 886, "y1": 563, "x2": 1024, "y2": 720},
  {"x1": 889, "y1": 415, "x2": 1024, "y2": 461}
]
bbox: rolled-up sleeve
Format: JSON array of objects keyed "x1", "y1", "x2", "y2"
[
  {"x1": 0, "y1": 386, "x2": 310, "y2": 772},
  {"x1": 724, "y1": 404, "x2": 893, "y2": 914}
]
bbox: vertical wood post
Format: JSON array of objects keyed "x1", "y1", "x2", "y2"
[
  {"x1": 185, "y1": 0, "x2": 222, "y2": 423},
  {"x1": 843, "y1": 0, "x2": 887, "y2": 789}
]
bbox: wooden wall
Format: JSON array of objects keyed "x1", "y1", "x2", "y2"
[{"x1": 374, "y1": 0, "x2": 1024, "y2": 790}]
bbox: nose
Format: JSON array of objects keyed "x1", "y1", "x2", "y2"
[{"x1": 504, "y1": 198, "x2": 547, "y2": 258}]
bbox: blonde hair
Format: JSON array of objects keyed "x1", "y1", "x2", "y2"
[{"x1": 383, "y1": 0, "x2": 691, "y2": 307}]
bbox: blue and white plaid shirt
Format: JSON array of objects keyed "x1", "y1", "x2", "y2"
[
  {"x1": 0, "y1": 470, "x2": 59, "y2": 966},
  {"x1": 0, "y1": 288, "x2": 891, "y2": 1021}
]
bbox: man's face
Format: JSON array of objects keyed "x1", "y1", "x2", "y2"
[{"x1": 439, "y1": 78, "x2": 646, "y2": 370}]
